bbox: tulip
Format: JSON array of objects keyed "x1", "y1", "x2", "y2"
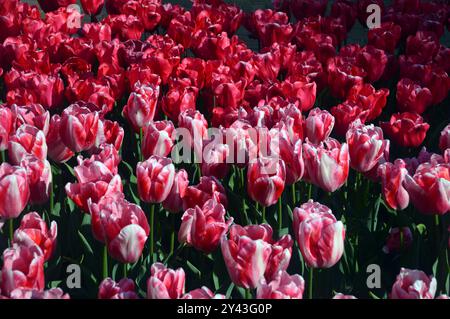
[
  {"x1": 179, "y1": 199, "x2": 233, "y2": 254},
  {"x1": 37, "y1": 0, "x2": 77, "y2": 13},
  {"x1": 273, "y1": 129, "x2": 304, "y2": 185},
  {"x1": 161, "y1": 82, "x2": 198, "y2": 122},
  {"x1": 137, "y1": 156, "x2": 175, "y2": 204},
  {"x1": 89, "y1": 195, "x2": 150, "y2": 264},
  {"x1": 46, "y1": 115, "x2": 74, "y2": 163},
  {"x1": 330, "y1": 101, "x2": 370, "y2": 137},
  {"x1": 20, "y1": 156, "x2": 52, "y2": 205},
  {"x1": 382, "y1": 227, "x2": 413, "y2": 254},
  {"x1": 147, "y1": 263, "x2": 185, "y2": 299},
  {"x1": 347, "y1": 83, "x2": 389, "y2": 121},
  {"x1": 404, "y1": 162, "x2": 450, "y2": 215},
  {"x1": 304, "y1": 108, "x2": 335, "y2": 145},
  {"x1": 303, "y1": 138, "x2": 349, "y2": 192},
  {"x1": 182, "y1": 287, "x2": 225, "y2": 299},
  {"x1": 122, "y1": 83, "x2": 160, "y2": 132},
  {"x1": 0, "y1": 244, "x2": 44, "y2": 297},
  {"x1": 0, "y1": 163, "x2": 29, "y2": 219},
  {"x1": 380, "y1": 112, "x2": 430, "y2": 148},
  {"x1": 293, "y1": 200, "x2": 345, "y2": 268},
  {"x1": 247, "y1": 157, "x2": 286, "y2": 207},
  {"x1": 98, "y1": 278, "x2": 138, "y2": 299},
  {"x1": 0, "y1": 106, "x2": 14, "y2": 151},
  {"x1": 396, "y1": 78, "x2": 432, "y2": 115},
  {"x1": 60, "y1": 104, "x2": 100, "y2": 153},
  {"x1": 200, "y1": 140, "x2": 230, "y2": 180},
  {"x1": 9, "y1": 288, "x2": 70, "y2": 299},
  {"x1": 183, "y1": 176, "x2": 228, "y2": 210},
  {"x1": 346, "y1": 120, "x2": 390, "y2": 173},
  {"x1": 162, "y1": 169, "x2": 189, "y2": 213},
  {"x1": 290, "y1": 0, "x2": 327, "y2": 20},
  {"x1": 92, "y1": 120, "x2": 124, "y2": 154},
  {"x1": 377, "y1": 159, "x2": 410, "y2": 210},
  {"x1": 333, "y1": 293, "x2": 357, "y2": 299},
  {"x1": 257, "y1": 270, "x2": 305, "y2": 299},
  {"x1": 11, "y1": 104, "x2": 50, "y2": 135},
  {"x1": 13, "y1": 212, "x2": 57, "y2": 262},
  {"x1": 178, "y1": 109, "x2": 208, "y2": 160},
  {"x1": 8, "y1": 124, "x2": 47, "y2": 165},
  {"x1": 221, "y1": 224, "x2": 272, "y2": 289},
  {"x1": 357, "y1": 45, "x2": 388, "y2": 83},
  {"x1": 368, "y1": 22, "x2": 402, "y2": 53},
  {"x1": 439, "y1": 124, "x2": 450, "y2": 153},
  {"x1": 80, "y1": 0, "x2": 104, "y2": 17},
  {"x1": 142, "y1": 121, "x2": 175, "y2": 159},
  {"x1": 390, "y1": 268, "x2": 436, "y2": 299}
]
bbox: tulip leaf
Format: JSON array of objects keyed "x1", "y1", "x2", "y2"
[{"x1": 78, "y1": 231, "x2": 94, "y2": 255}]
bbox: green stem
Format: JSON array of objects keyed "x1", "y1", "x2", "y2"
[
  {"x1": 123, "y1": 263, "x2": 128, "y2": 278},
  {"x1": 245, "y1": 288, "x2": 252, "y2": 299},
  {"x1": 291, "y1": 183, "x2": 296, "y2": 206},
  {"x1": 49, "y1": 181, "x2": 54, "y2": 214},
  {"x1": 170, "y1": 213, "x2": 175, "y2": 256},
  {"x1": 150, "y1": 204, "x2": 155, "y2": 263},
  {"x1": 308, "y1": 183, "x2": 312, "y2": 200},
  {"x1": 308, "y1": 267, "x2": 314, "y2": 299},
  {"x1": 139, "y1": 128, "x2": 144, "y2": 162},
  {"x1": 278, "y1": 197, "x2": 282, "y2": 232},
  {"x1": 9, "y1": 219, "x2": 13, "y2": 244},
  {"x1": 1, "y1": 150, "x2": 5, "y2": 163},
  {"x1": 103, "y1": 245, "x2": 108, "y2": 279},
  {"x1": 262, "y1": 205, "x2": 266, "y2": 223}
]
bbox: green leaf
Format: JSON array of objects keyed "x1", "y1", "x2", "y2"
[
  {"x1": 225, "y1": 283, "x2": 235, "y2": 299},
  {"x1": 78, "y1": 231, "x2": 94, "y2": 255}
]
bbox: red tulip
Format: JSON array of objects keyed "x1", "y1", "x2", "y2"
[
  {"x1": 378, "y1": 159, "x2": 410, "y2": 211},
  {"x1": 368, "y1": 22, "x2": 402, "y2": 53},
  {"x1": 396, "y1": 78, "x2": 432, "y2": 115},
  {"x1": 327, "y1": 57, "x2": 365, "y2": 99},
  {"x1": 404, "y1": 162, "x2": 450, "y2": 215},
  {"x1": 330, "y1": 101, "x2": 370, "y2": 137},
  {"x1": 346, "y1": 120, "x2": 390, "y2": 173},
  {"x1": 92, "y1": 120, "x2": 124, "y2": 154},
  {"x1": 357, "y1": 45, "x2": 388, "y2": 83},
  {"x1": 0, "y1": 163, "x2": 29, "y2": 219},
  {"x1": 293, "y1": 200, "x2": 345, "y2": 268},
  {"x1": 0, "y1": 244, "x2": 44, "y2": 297},
  {"x1": 46, "y1": 115, "x2": 74, "y2": 163},
  {"x1": 60, "y1": 104, "x2": 100, "y2": 153},
  {"x1": 37, "y1": 0, "x2": 77, "y2": 13},
  {"x1": 257, "y1": 270, "x2": 305, "y2": 299},
  {"x1": 201, "y1": 139, "x2": 230, "y2": 180},
  {"x1": 439, "y1": 124, "x2": 450, "y2": 153},
  {"x1": 221, "y1": 224, "x2": 272, "y2": 289},
  {"x1": 80, "y1": 0, "x2": 104, "y2": 16},
  {"x1": 382, "y1": 227, "x2": 413, "y2": 254},
  {"x1": 122, "y1": 82, "x2": 160, "y2": 132},
  {"x1": 272, "y1": 128, "x2": 304, "y2": 185},
  {"x1": 178, "y1": 109, "x2": 208, "y2": 159},
  {"x1": 182, "y1": 287, "x2": 225, "y2": 299},
  {"x1": 183, "y1": 176, "x2": 228, "y2": 211},
  {"x1": 89, "y1": 194, "x2": 150, "y2": 264},
  {"x1": 390, "y1": 268, "x2": 436, "y2": 299},
  {"x1": 142, "y1": 121, "x2": 175, "y2": 159},
  {"x1": 179, "y1": 199, "x2": 232, "y2": 253},
  {"x1": 303, "y1": 138, "x2": 349, "y2": 192},
  {"x1": 161, "y1": 82, "x2": 198, "y2": 122},
  {"x1": 19, "y1": 156, "x2": 52, "y2": 205},
  {"x1": 8, "y1": 124, "x2": 47, "y2": 165},
  {"x1": 147, "y1": 263, "x2": 185, "y2": 299},
  {"x1": 380, "y1": 112, "x2": 430, "y2": 148},
  {"x1": 162, "y1": 169, "x2": 189, "y2": 213},
  {"x1": 13, "y1": 212, "x2": 57, "y2": 262},
  {"x1": 247, "y1": 157, "x2": 286, "y2": 207},
  {"x1": 347, "y1": 83, "x2": 389, "y2": 121},
  {"x1": 137, "y1": 156, "x2": 175, "y2": 204},
  {"x1": 0, "y1": 105, "x2": 14, "y2": 151},
  {"x1": 98, "y1": 278, "x2": 138, "y2": 299},
  {"x1": 304, "y1": 108, "x2": 335, "y2": 145},
  {"x1": 290, "y1": 0, "x2": 327, "y2": 20}
]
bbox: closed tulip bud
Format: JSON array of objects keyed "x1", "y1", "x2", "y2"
[
  {"x1": 221, "y1": 224, "x2": 272, "y2": 289},
  {"x1": 439, "y1": 124, "x2": 450, "y2": 153},
  {"x1": 304, "y1": 108, "x2": 335, "y2": 145},
  {"x1": 122, "y1": 83, "x2": 160, "y2": 132},
  {"x1": 201, "y1": 140, "x2": 230, "y2": 180},
  {"x1": 378, "y1": 159, "x2": 410, "y2": 210},
  {"x1": 142, "y1": 121, "x2": 175, "y2": 159},
  {"x1": 8, "y1": 124, "x2": 47, "y2": 165},
  {"x1": 162, "y1": 169, "x2": 189, "y2": 213},
  {"x1": 404, "y1": 162, "x2": 450, "y2": 215},
  {"x1": 182, "y1": 287, "x2": 226, "y2": 299},
  {"x1": 46, "y1": 115, "x2": 74, "y2": 163},
  {"x1": 303, "y1": 138, "x2": 349, "y2": 192},
  {"x1": 247, "y1": 157, "x2": 286, "y2": 207},
  {"x1": 137, "y1": 156, "x2": 175, "y2": 203},
  {"x1": 80, "y1": 0, "x2": 104, "y2": 16},
  {"x1": 390, "y1": 268, "x2": 436, "y2": 299},
  {"x1": 147, "y1": 263, "x2": 185, "y2": 299},
  {"x1": 98, "y1": 278, "x2": 138, "y2": 299},
  {"x1": 0, "y1": 163, "x2": 30, "y2": 219},
  {"x1": 257, "y1": 270, "x2": 305, "y2": 299},
  {"x1": 13, "y1": 212, "x2": 57, "y2": 262},
  {"x1": 84, "y1": 143, "x2": 121, "y2": 175},
  {"x1": 183, "y1": 176, "x2": 228, "y2": 210},
  {"x1": 0, "y1": 106, "x2": 14, "y2": 151},
  {"x1": 293, "y1": 200, "x2": 345, "y2": 268},
  {"x1": 0, "y1": 244, "x2": 44, "y2": 297},
  {"x1": 346, "y1": 120, "x2": 390, "y2": 173},
  {"x1": 382, "y1": 227, "x2": 413, "y2": 254},
  {"x1": 19, "y1": 156, "x2": 52, "y2": 205},
  {"x1": 380, "y1": 112, "x2": 430, "y2": 148},
  {"x1": 89, "y1": 195, "x2": 150, "y2": 264},
  {"x1": 178, "y1": 109, "x2": 208, "y2": 159},
  {"x1": 179, "y1": 199, "x2": 233, "y2": 253},
  {"x1": 60, "y1": 104, "x2": 100, "y2": 153}
]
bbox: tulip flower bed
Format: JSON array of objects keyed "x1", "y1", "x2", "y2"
[{"x1": 0, "y1": 0, "x2": 449, "y2": 300}]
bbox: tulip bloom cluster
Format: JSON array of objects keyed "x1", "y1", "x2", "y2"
[{"x1": 0, "y1": 0, "x2": 448, "y2": 300}]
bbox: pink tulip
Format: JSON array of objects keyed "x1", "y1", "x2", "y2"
[
  {"x1": 11, "y1": 104, "x2": 50, "y2": 136},
  {"x1": 89, "y1": 194, "x2": 150, "y2": 264},
  {"x1": 293, "y1": 200, "x2": 345, "y2": 268},
  {"x1": 390, "y1": 268, "x2": 436, "y2": 299},
  {"x1": 439, "y1": 124, "x2": 450, "y2": 153},
  {"x1": 142, "y1": 121, "x2": 175, "y2": 159},
  {"x1": 20, "y1": 155, "x2": 52, "y2": 205},
  {"x1": 98, "y1": 278, "x2": 138, "y2": 299},
  {"x1": 378, "y1": 159, "x2": 410, "y2": 210},
  {"x1": 147, "y1": 263, "x2": 185, "y2": 299},
  {"x1": 46, "y1": 115, "x2": 74, "y2": 163},
  {"x1": 333, "y1": 293, "x2": 357, "y2": 299},
  {"x1": 137, "y1": 156, "x2": 175, "y2": 203},
  {"x1": 200, "y1": 140, "x2": 230, "y2": 180},
  {"x1": 162, "y1": 169, "x2": 189, "y2": 213},
  {"x1": 304, "y1": 108, "x2": 335, "y2": 145},
  {"x1": 303, "y1": 138, "x2": 349, "y2": 192},
  {"x1": 123, "y1": 82, "x2": 160, "y2": 132},
  {"x1": 182, "y1": 287, "x2": 225, "y2": 299},
  {"x1": 9, "y1": 288, "x2": 70, "y2": 299},
  {"x1": 183, "y1": 176, "x2": 228, "y2": 210},
  {"x1": 0, "y1": 163, "x2": 30, "y2": 219},
  {"x1": 8, "y1": 124, "x2": 47, "y2": 165},
  {"x1": 221, "y1": 224, "x2": 272, "y2": 288},
  {"x1": 178, "y1": 109, "x2": 208, "y2": 159},
  {"x1": 247, "y1": 156, "x2": 286, "y2": 207},
  {"x1": 179, "y1": 199, "x2": 233, "y2": 253},
  {"x1": 0, "y1": 105, "x2": 14, "y2": 151},
  {"x1": 257, "y1": 270, "x2": 305, "y2": 299}
]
